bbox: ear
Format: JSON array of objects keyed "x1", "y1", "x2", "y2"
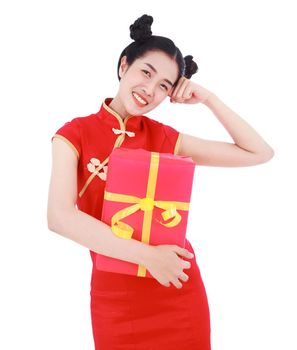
[{"x1": 119, "y1": 56, "x2": 129, "y2": 79}]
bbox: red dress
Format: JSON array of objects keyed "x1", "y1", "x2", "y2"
[{"x1": 52, "y1": 98, "x2": 211, "y2": 349}]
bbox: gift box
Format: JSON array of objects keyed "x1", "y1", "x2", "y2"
[{"x1": 95, "y1": 147, "x2": 196, "y2": 278}]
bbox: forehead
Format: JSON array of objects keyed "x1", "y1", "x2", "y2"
[{"x1": 136, "y1": 51, "x2": 179, "y2": 82}]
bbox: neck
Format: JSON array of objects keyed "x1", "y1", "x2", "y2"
[{"x1": 108, "y1": 96, "x2": 127, "y2": 120}]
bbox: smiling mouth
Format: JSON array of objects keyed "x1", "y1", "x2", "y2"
[{"x1": 132, "y1": 92, "x2": 148, "y2": 106}]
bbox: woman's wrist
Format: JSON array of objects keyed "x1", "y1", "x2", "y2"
[
  {"x1": 137, "y1": 242, "x2": 155, "y2": 267},
  {"x1": 202, "y1": 92, "x2": 217, "y2": 107}
]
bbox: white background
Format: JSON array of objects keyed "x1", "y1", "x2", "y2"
[{"x1": 0, "y1": 0, "x2": 296, "y2": 349}]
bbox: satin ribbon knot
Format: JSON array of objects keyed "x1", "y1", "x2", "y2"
[
  {"x1": 104, "y1": 191, "x2": 189, "y2": 240},
  {"x1": 139, "y1": 197, "x2": 154, "y2": 211},
  {"x1": 112, "y1": 128, "x2": 135, "y2": 137}
]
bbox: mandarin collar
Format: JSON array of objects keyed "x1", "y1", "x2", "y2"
[{"x1": 96, "y1": 97, "x2": 143, "y2": 130}]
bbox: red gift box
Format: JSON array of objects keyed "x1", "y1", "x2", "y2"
[{"x1": 95, "y1": 147, "x2": 196, "y2": 278}]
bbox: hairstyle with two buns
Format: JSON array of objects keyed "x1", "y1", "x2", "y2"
[{"x1": 117, "y1": 14, "x2": 198, "y2": 86}]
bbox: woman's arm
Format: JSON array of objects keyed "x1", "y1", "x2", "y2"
[
  {"x1": 170, "y1": 79, "x2": 274, "y2": 167},
  {"x1": 47, "y1": 138, "x2": 152, "y2": 266}
]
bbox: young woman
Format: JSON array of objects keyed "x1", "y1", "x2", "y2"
[{"x1": 47, "y1": 14, "x2": 274, "y2": 349}]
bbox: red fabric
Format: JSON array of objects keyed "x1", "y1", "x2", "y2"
[{"x1": 51, "y1": 97, "x2": 211, "y2": 349}]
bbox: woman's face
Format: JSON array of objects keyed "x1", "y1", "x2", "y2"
[{"x1": 117, "y1": 50, "x2": 179, "y2": 116}]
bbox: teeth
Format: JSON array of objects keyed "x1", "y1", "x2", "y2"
[{"x1": 133, "y1": 92, "x2": 147, "y2": 105}]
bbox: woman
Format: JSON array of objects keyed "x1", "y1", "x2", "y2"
[{"x1": 47, "y1": 14, "x2": 274, "y2": 349}]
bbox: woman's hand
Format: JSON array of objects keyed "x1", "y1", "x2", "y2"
[
  {"x1": 143, "y1": 244, "x2": 194, "y2": 289},
  {"x1": 169, "y1": 77, "x2": 213, "y2": 104}
]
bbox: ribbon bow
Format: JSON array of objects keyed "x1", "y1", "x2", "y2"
[
  {"x1": 104, "y1": 191, "x2": 189, "y2": 240},
  {"x1": 112, "y1": 128, "x2": 135, "y2": 137}
]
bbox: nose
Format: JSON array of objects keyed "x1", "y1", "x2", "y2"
[{"x1": 141, "y1": 82, "x2": 155, "y2": 98}]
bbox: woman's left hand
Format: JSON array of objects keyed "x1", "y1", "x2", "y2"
[{"x1": 169, "y1": 77, "x2": 213, "y2": 104}]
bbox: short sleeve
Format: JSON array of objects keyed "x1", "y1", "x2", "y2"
[
  {"x1": 51, "y1": 118, "x2": 81, "y2": 159},
  {"x1": 162, "y1": 124, "x2": 183, "y2": 155}
]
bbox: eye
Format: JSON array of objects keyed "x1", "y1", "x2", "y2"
[
  {"x1": 142, "y1": 69, "x2": 151, "y2": 77},
  {"x1": 160, "y1": 84, "x2": 169, "y2": 91}
]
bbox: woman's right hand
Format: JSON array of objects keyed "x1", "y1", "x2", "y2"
[{"x1": 144, "y1": 245, "x2": 194, "y2": 289}]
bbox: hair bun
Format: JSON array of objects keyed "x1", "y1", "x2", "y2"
[
  {"x1": 130, "y1": 14, "x2": 153, "y2": 43},
  {"x1": 184, "y1": 55, "x2": 198, "y2": 79}
]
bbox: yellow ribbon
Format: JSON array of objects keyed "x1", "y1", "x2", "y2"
[{"x1": 103, "y1": 151, "x2": 190, "y2": 277}]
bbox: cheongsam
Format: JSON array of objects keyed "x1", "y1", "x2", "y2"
[{"x1": 51, "y1": 97, "x2": 211, "y2": 349}]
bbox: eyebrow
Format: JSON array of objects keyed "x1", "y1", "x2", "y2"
[{"x1": 144, "y1": 63, "x2": 174, "y2": 87}]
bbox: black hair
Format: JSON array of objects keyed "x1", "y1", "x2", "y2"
[{"x1": 117, "y1": 14, "x2": 198, "y2": 85}]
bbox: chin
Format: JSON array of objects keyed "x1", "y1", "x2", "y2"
[
  {"x1": 125, "y1": 93, "x2": 159, "y2": 115},
  {"x1": 130, "y1": 109, "x2": 147, "y2": 116},
  {"x1": 126, "y1": 102, "x2": 150, "y2": 116}
]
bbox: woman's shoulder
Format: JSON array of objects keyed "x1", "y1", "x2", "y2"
[
  {"x1": 142, "y1": 115, "x2": 179, "y2": 135},
  {"x1": 141, "y1": 114, "x2": 181, "y2": 154},
  {"x1": 69, "y1": 112, "x2": 99, "y2": 127}
]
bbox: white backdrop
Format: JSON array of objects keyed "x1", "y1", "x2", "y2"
[{"x1": 0, "y1": 0, "x2": 296, "y2": 349}]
